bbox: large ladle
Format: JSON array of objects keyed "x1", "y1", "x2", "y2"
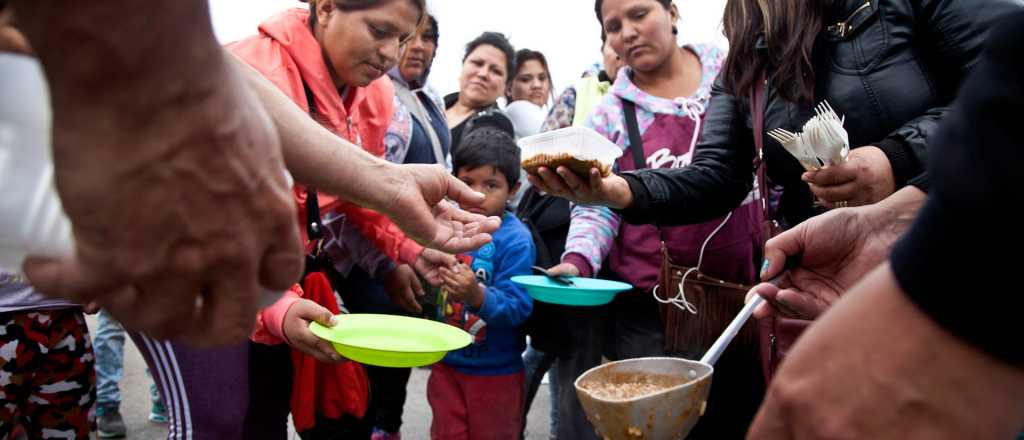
[{"x1": 574, "y1": 269, "x2": 789, "y2": 439}]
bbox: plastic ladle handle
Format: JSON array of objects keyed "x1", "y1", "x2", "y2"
[
  {"x1": 700, "y1": 294, "x2": 764, "y2": 366},
  {"x1": 699, "y1": 256, "x2": 798, "y2": 366}
]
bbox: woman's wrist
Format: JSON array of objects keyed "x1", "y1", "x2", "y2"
[
  {"x1": 874, "y1": 186, "x2": 926, "y2": 224},
  {"x1": 561, "y1": 254, "x2": 592, "y2": 278},
  {"x1": 464, "y1": 282, "x2": 486, "y2": 309},
  {"x1": 605, "y1": 173, "x2": 636, "y2": 209},
  {"x1": 862, "y1": 186, "x2": 926, "y2": 249},
  {"x1": 345, "y1": 155, "x2": 402, "y2": 212}
]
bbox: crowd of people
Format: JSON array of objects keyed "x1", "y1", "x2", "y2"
[{"x1": 2, "y1": 0, "x2": 1024, "y2": 439}]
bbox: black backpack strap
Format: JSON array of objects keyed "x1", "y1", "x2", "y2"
[
  {"x1": 302, "y1": 81, "x2": 323, "y2": 241},
  {"x1": 623, "y1": 99, "x2": 664, "y2": 234},
  {"x1": 621, "y1": 100, "x2": 647, "y2": 171},
  {"x1": 305, "y1": 189, "x2": 323, "y2": 241}
]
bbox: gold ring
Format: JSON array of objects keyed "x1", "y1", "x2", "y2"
[{"x1": 835, "y1": 200, "x2": 849, "y2": 208}]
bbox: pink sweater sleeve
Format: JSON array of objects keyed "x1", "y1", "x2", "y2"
[
  {"x1": 250, "y1": 284, "x2": 303, "y2": 345},
  {"x1": 560, "y1": 102, "x2": 626, "y2": 276}
]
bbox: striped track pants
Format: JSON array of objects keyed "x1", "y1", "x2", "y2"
[{"x1": 128, "y1": 334, "x2": 292, "y2": 440}]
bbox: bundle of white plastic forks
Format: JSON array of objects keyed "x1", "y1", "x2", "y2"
[{"x1": 767, "y1": 101, "x2": 850, "y2": 171}]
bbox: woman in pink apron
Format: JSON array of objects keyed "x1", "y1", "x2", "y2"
[{"x1": 544, "y1": 0, "x2": 764, "y2": 438}]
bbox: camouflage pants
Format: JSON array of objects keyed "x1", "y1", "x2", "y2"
[{"x1": 0, "y1": 309, "x2": 96, "y2": 440}]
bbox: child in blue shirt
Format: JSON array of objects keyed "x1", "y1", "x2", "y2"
[{"x1": 430, "y1": 127, "x2": 535, "y2": 439}]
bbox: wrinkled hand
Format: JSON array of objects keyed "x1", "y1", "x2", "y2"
[
  {"x1": 381, "y1": 164, "x2": 501, "y2": 254},
  {"x1": 282, "y1": 299, "x2": 344, "y2": 364},
  {"x1": 546, "y1": 262, "x2": 580, "y2": 277},
  {"x1": 384, "y1": 264, "x2": 426, "y2": 313},
  {"x1": 749, "y1": 196, "x2": 913, "y2": 320},
  {"x1": 440, "y1": 263, "x2": 484, "y2": 309},
  {"x1": 804, "y1": 146, "x2": 896, "y2": 208},
  {"x1": 748, "y1": 266, "x2": 1024, "y2": 440},
  {"x1": 24, "y1": 55, "x2": 304, "y2": 344},
  {"x1": 413, "y1": 248, "x2": 456, "y2": 286},
  {"x1": 526, "y1": 166, "x2": 634, "y2": 209}
]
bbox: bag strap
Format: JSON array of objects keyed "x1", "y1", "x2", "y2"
[
  {"x1": 621, "y1": 100, "x2": 647, "y2": 171},
  {"x1": 302, "y1": 82, "x2": 324, "y2": 242},
  {"x1": 396, "y1": 86, "x2": 447, "y2": 166},
  {"x1": 749, "y1": 74, "x2": 772, "y2": 246},
  {"x1": 623, "y1": 99, "x2": 668, "y2": 246}
]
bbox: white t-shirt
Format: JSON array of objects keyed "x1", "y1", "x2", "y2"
[{"x1": 505, "y1": 100, "x2": 547, "y2": 139}]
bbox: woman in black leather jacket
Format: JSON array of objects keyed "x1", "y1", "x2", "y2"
[{"x1": 530, "y1": 0, "x2": 1023, "y2": 228}]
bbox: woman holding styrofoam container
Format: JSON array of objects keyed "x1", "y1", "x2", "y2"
[{"x1": 519, "y1": 0, "x2": 763, "y2": 438}]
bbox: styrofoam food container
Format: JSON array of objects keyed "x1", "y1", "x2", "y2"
[{"x1": 518, "y1": 126, "x2": 623, "y2": 167}]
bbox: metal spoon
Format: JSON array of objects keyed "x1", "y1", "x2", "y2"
[{"x1": 532, "y1": 265, "x2": 576, "y2": 287}]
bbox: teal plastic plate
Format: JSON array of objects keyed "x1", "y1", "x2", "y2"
[{"x1": 512, "y1": 275, "x2": 632, "y2": 306}]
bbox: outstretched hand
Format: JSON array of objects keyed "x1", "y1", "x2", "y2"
[
  {"x1": 382, "y1": 164, "x2": 502, "y2": 254},
  {"x1": 526, "y1": 166, "x2": 634, "y2": 208}
]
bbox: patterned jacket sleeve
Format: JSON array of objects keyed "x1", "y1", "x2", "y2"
[
  {"x1": 560, "y1": 101, "x2": 624, "y2": 276},
  {"x1": 383, "y1": 93, "x2": 413, "y2": 164},
  {"x1": 334, "y1": 203, "x2": 424, "y2": 266}
]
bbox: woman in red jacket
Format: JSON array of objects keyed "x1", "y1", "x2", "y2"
[
  {"x1": 229, "y1": 1, "x2": 437, "y2": 273},
  {"x1": 130, "y1": 1, "x2": 432, "y2": 439}
]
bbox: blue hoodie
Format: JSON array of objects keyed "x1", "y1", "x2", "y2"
[{"x1": 439, "y1": 213, "x2": 535, "y2": 375}]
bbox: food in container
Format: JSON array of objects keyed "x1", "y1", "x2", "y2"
[
  {"x1": 519, "y1": 126, "x2": 623, "y2": 178},
  {"x1": 580, "y1": 371, "x2": 692, "y2": 400}
]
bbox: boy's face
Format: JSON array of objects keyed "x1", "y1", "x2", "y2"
[{"x1": 455, "y1": 165, "x2": 519, "y2": 218}]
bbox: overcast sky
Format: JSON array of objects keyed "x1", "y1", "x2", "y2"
[{"x1": 209, "y1": 0, "x2": 728, "y2": 98}]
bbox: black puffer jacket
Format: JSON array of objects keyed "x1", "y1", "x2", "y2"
[{"x1": 618, "y1": 0, "x2": 1023, "y2": 227}]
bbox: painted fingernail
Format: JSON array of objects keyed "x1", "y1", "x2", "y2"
[{"x1": 760, "y1": 259, "x2": 770, "y2": 275}]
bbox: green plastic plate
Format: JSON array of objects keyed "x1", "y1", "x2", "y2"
[{"x1": 309, "y1": 314, "x2": 472, "y2": 367}]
